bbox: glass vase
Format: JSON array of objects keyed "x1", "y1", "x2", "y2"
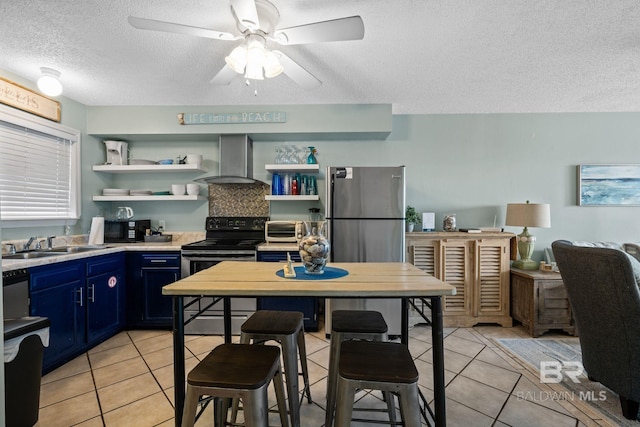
[
  {"x1": 306, "y1": 146, "x2": 318, "y2": 164},
  {"x1": 298, "y1": 220, "x2": 330, "y2": 274}
]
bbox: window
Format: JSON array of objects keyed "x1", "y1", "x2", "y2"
[{"x1": 0, "y1": 104, "x2": 80, "y2": 228}]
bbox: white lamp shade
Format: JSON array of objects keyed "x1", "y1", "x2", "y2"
[
  {"x1": 505, "y1": 203, "x2": 551, "y2": 228},
  {"x1": 263, "y1": 50, "x2": 284, "y2": 78},
  {"x1": 37, "y1": 67, "x2": 62, "y2": 97},
  {"x1": 225, "y1": 45, "x2": 248, "y2": 74}
]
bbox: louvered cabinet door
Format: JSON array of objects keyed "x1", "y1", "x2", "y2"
[
  {"x1": 440, "y1": 240, "x2": 472, "y2": 317},
  {"x1": 408, "y1": 241, "x2": 438, "y2": 276},
  {"x1": 474, "y1": 239, "x2": 512, "y2": 326}
]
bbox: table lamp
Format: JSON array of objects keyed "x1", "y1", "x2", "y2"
[{"x1": 505, "y1": 201, "x2": 551, "y2": 270}]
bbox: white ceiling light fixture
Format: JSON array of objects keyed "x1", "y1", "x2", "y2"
[
  {"x1": 37, "y1": 67, "x2": 63, "y2": 97},
  {"x1": 128, "y1": 0, "x2": 365, "y2": 90},
  {"x1": 224, "y1": 34, "x2": 282, "y2": 81}
]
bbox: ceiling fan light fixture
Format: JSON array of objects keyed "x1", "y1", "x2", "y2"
[
  {"x1": 37, "y1": 67, "x2": 63, "y2": 97},
  {"x1": 263, "y1": 50, "x2": 283, "y2": 78},
  {"x1": 246, "y1": 39, "x2": 266, "y2": 65},
  {"x1": 245, "y1": 61, "x2": 264, "y2": 80},
  {"x1": 225, "y1": 45, "x2": 248, "y2": 74}
]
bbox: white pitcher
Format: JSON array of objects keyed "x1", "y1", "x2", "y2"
[{"x1": 116, "y1": 206, "x2": 134, "y2": 220}]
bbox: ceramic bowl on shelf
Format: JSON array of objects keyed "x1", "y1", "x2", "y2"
[
  {"x1": 171, "y1": 184, "x2": 186, "y2": 195},
  {"x1": 185, "y1": 154, "x2": 203, "y2": 166},
  {"x1": 186, "y1": 183, "x2": 200, "y2": 195}
]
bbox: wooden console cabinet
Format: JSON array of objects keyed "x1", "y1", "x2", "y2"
[
  {"x1": 510, "y1": 268, "x2": 577, "y2": 337},
  {"x1": 406, "y1": 232, "x2": 514, "y2": 328}
]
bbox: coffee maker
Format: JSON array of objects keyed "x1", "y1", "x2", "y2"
[{"x1": 104, "y1": 140, "x2": 128, "y2": 165}]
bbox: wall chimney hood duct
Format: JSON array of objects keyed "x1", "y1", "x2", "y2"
[{"x1": 196, "y1": 135, "x2": 257, "y2": 184}]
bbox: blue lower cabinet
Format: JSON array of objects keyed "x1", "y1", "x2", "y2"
[
  {"x1": 126, "y1": 252, "x2": 180, "y2": 329},
  {"x1": 30, "y1": 253, "x2": 126, "y2": 373},
  {"x1": 86, "y1": 253, "x2": 125, "y2": 346},
  {"x1": 30, "y1": 260, "x2": 86, "y2": 373},
  {"x1": 256, "y1": 250, "x2": 319, "y2": 331}
]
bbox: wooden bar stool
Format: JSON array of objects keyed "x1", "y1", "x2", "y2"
[
  {"x1": 335, "y1": 340, "x2": 421, "y2": 427},
  {"x1": 325, "y1": 310, "x2": 394, "y2": 427},
  {"x1": 232, "y1": 310, "x2": 311, "y2": 427},
  {"x1": 181, "y1": 343, "x2": 289, "y2": 427}
]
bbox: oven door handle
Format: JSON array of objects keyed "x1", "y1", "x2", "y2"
[{"x1": 181, "y1": 255, "x2": 256, "y2": 262}]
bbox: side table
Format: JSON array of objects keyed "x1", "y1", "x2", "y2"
[{"x1": 510, "y1": 268, "x2": 577, "y2": 337}]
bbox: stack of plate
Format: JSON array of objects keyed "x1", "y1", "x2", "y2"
[
  {"x1": 103, "y1": 188, "x2": 129, "y2": 196},
  {"x1": 130, "y1": 189, "x2": 152, "y2": 196},
  {"x1": 129, "y1": 159, "x2": 156, "y2": 165}
]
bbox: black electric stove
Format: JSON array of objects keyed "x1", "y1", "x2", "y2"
[
  {"x1": 180, "y1": 216, "x2": 269, "y2": 278},
  {"x1": 181, "y1": 216, "x2": 268, "y2": 253}
]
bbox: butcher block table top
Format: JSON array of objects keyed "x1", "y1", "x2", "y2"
[{"x1": 163, "y1": 261, "x2": 457, "y2": 297}]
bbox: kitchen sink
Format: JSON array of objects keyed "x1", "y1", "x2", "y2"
[
  {"x1": 2, "y1": 246, "x2": 110, "y2": 260},
  {"x1": 2, "y1": 251, "x2": 61, "y2": 260},
  {"x1": 47, "y1": 245, "x2": 110, "y2": 253}
]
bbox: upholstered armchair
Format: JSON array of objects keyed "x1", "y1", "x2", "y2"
[{"x1": 552, "y1": 240, "x2": 640, "y2": 420}]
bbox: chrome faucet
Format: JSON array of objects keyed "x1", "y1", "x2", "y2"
[
  {"x1": 35, "y1": 240, "x2": 46, "y2": 250},
  {"x1": 47, "y1": 235, "x2": 56, "y2": 249},
  {"x1": 7, "y1": 243, "x2": 16, "y2": 255},
  {"x1": 23, "y1": 236, "x2": 37, "y2": 250}
]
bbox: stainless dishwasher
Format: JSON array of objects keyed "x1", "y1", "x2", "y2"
[{"x1": 3, "y1": 268, "x2": 30, "y2": 319}]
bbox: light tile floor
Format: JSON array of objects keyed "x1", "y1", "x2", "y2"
[{"x1": 35, "y1": 323, "x2": 605, "y2": 427}]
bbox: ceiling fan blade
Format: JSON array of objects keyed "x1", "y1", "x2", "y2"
[
  {"x1": 210, "y1": 64, "x2": 239, "y2": 85},
  {"x1": 274, "y1": 16, "x2": 364, "y2": 45},
  {"x1": 230, "y1": 0, "x2": 261, "y2": 31},
  {"x1": 273, "y1": 51, "x2": 322, "y2": 90},
  {"x1": 128, "y1": 16, "x2": 239, "y2": 41}
]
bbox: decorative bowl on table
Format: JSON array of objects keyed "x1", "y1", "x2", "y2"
[{"x1": 298, "y1": 221, "x2": 330, "y2": 274}]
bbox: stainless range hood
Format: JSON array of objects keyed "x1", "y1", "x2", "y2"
[{"x1": 196, "y1": 134, "x2": 257, "y2": 184}]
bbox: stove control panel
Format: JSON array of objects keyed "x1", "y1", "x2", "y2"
[{"x1": 206, "y1": 216, "x2": 268, "y2": 231}]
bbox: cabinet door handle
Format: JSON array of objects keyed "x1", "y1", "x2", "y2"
[
  {"x1": 88, "y1": 284, "x2": 95, "y2": 303},
  {"x1": 150, "y1": 259, "x2": 167, "y2": 263},
  {"x1": 76, "y1": 288, "x2": 83, "y2": 307}
]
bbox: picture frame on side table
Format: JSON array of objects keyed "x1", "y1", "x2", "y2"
[{"x1": 578, "y1": 164, "x2": 640, "y2": 206}]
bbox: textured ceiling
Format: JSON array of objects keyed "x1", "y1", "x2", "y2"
[{"x1": 1, "y1": 1, "x2": 640, "y2": 114}]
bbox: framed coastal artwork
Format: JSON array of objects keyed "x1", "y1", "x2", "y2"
[{"x1": 578, "y1": 164, "x2": 640, "y2": 206}]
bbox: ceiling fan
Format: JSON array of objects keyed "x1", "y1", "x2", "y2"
[{"x1": 128, "y1": 0, "x2": 365, "y2": 90}]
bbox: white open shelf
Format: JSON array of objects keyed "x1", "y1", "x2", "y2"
[
  {"x1": 264, "y1": 164, "x2": 320, "y2": 173},
  {"x1": 93, "y1": 195, "x2": 207, "y2": 201},
  {"x1": 264, "y1": 195, "x2": 320, "y2": 201},
  {"x1": 92, "y1": 164, "x2": 206, "y2": 174}
]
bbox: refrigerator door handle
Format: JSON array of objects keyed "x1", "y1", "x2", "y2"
[{"x1": 329, "y1": 172, "x2": 335, "y2": 262}]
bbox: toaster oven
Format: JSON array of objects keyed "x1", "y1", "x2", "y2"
[{"x1": 265, "y1": 221, "x2": 304, "y2": 243}]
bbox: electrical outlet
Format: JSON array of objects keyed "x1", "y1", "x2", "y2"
[{"x1": 159, "y1": 220, "x2": 166, "y2": 230}]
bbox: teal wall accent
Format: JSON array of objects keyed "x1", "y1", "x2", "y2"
[{"x1": 3, "y1": 68, "x2": 640, "y2": 261}]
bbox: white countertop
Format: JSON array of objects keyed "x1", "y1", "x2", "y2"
[
  {"x1": 1, "y1": 242, "x2": 183, "y2": 272},
  {"x1": 257, "y1": 242, "x2": 299, "y2": 252}
]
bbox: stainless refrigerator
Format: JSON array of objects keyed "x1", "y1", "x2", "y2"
[{"x1": 325, "y1": 166, "x2": 406, "y2": 336}]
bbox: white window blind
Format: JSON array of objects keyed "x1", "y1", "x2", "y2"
[{"x1": 0, "y1": 105, "x2": 80, "y2": 226}]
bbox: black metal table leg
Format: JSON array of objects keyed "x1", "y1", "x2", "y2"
[
  {"x1": 401, "y1": 297, "x2": 409, "y2": 345},
  {"x1": 431, "y1": 296, "x2": 446, "y2": 427},
  {"x1": 173, "y1": 296, "x2": 185, "y2": 427},
  {"x1": 223, "y1": 297, "x2": 232, "y2": 343}
]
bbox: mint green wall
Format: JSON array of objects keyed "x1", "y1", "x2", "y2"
[
  {"x1": 0, "y1": 69, "x2": 104, "y2": 240},
  {"x1": 3, "y1": 68, "x2": 640, "y2": 261},
  {"x1": 256, "y1": 113, "x2": 640, "y2": 261}
]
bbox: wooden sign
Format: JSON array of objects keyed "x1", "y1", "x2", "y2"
[
  {"x1": 177, "y1": 111, "x2": 286, "y2": 125},
  {"x1": 0, "y1": 77, "x2": 61, "y2": 122}
]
